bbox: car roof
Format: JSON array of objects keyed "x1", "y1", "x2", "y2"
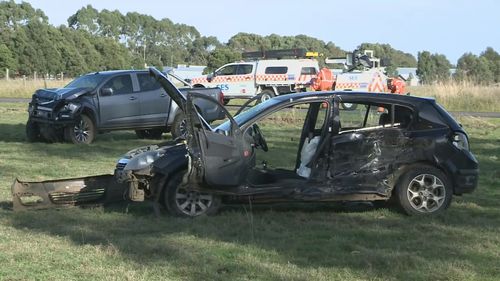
[
  {"x1": 273, "y1": 91, "x2": 436, "y2": 106},
  {"x1": 84, "y1": 69, "x2": 150, "y2": 76}
]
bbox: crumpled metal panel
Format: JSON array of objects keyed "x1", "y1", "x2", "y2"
[
  {"x1": 11, "y1": 174, "x2": 127, "y2": 211},
  {"x1": 327, "y1": 128, "x2": 418, "y2": 196}
]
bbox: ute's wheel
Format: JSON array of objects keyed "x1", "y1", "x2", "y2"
[
  {"x1": 65, "y1": 114, "x2": 95, "y2": 144},
  {"x1": 164, "y1": 171, "x2": 221, "y2": 217},
  {"x1": 259, "y1": 90, "x2": 275, "y2": 103},
  {"x1": 341, "y1": 103, "x2": 358, "y2": 111},
  {"x1": 26, "y1": 119, "x2": 42, "y2": 142},
  {"x1": 223, "y1": 98, "x2": 230, "y2": 106},
  {"x1": 171, "y1": 113, "x2": 188, "y2": 139},
  {"x1": 395, "y1": 165, "x2": 452, "y2": 215},
  {"x1": 135, "y1": 129, "x2": 163, "y2": 139}
]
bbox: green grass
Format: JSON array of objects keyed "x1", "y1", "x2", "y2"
[{"x1": 1, "y1": 103, "x2": 500, "y2": 280}]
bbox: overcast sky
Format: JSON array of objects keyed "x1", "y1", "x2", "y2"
[{"x1": 23, "y1": 0, "x2": 500, "y2": 64}]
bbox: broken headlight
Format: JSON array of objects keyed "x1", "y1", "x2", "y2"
[
  {"x1": 62, "y1": 102, "x2": 80, "y2": 113},
  {"x1": 124, "y1": 150, "x2": 164, "y2": 171},
  {"x1": 452, "y1": 132, "x2": 469, "y2": 151}
]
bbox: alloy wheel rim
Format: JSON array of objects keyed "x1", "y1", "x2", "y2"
[
  {"x1": 407, "y1": 174, "x2": 446, "y2": 213},
  {"x1": 343, "y1": 103, "x2": 353, "y2": 109},
  {"x1": 73, "y1": 119, "x2": 89, "y2": 143},
  {"x1": 261, "y1": 94, "x2": 271, "y2": 102},
  {"x1": 175, "y1": 185, "x2": 213, "y2": 216},
  {"x1": 178, "y1": 119, "x2": 188, "y2": 138}
]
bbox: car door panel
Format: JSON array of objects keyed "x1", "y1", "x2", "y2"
[
  {"x1": 136, "y1": 73, "x2": 170, "y2": 126},
  {"x1": 185, "y1": 92, "x2": 250, "y2": 188},
  {"x1": 99, "y1": 74, "x2": 141, "y2": 128},
  {"x1": 329, "y1": 101, "x2": 412, "y2": 195}
]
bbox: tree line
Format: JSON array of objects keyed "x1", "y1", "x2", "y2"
[{"x1": 0, "y1": 1, "x2": 498, "y2": 85}]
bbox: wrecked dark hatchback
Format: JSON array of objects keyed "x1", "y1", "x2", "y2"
[{"x1": 111, "y1": 68, "x2": 479, "y2": 217}]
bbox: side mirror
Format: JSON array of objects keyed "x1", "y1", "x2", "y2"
[
  {"x1": 100, "y1": 88, "x2": 114, "y2": 96},
  {"x1": 207, "y1": 72, "x2": 215, "y2": 82}
]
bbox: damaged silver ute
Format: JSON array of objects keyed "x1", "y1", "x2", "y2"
[
  {"x1": 14, "y1": 67, "x2": 479, "y2": 217},
  {"x1": 113, "y1": 68, "x2": 478, "y2": 217}
]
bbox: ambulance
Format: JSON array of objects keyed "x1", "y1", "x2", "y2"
[{"x1": 190, "y1": 49, "x2": 319, "y2": 103}]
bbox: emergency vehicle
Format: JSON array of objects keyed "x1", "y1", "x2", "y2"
[
  {"x1": 190, "y1": 49, "x2": 319, "y2": 103},
  {"x1": 313, "y1": 50, "x2": 406, "y2": 110}
]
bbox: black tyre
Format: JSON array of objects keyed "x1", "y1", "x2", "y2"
[
  {"x1": 65, "y1": 114, "x2": 96, "y2": 144},
  {"x1": 395, "y1": 165, "x2": 452, "y2": 215},
  {"x1": 259, "y1": 90, "x2": 275, "y2": 103},
  {"x1": 341, "y1": 102, "x2": 358, "y2": 111},
  {"x1": 26, "y1": 119, "x2": 42, "y2": 142},
  {"x1": 223, "y1": 98, "x2": 230, "y2": 106},
  {"x1": 171, "y1": 113, "x2": 187, "y2": 139},
  {"x1": 164, "y1": 171, "x2": 221, "y2": 217},
  {"x1": 135, "y1": 129, "x2": 163, "y2": 139}
]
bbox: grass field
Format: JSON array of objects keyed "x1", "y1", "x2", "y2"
[
  {"x1": 0, "y1": 79, "x2": 70, "y2": 99},
  {"x1": 0, "y1": 102, "x2": 499, "y2": 280},
  {"x1": 409, "y1": 82, "x2": 500, "y2": 112}
]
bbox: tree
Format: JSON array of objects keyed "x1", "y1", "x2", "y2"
[
  {"x1": 480, "y1": 47, "x2": 500, "y2": 83},
  {"x1": 0, "y1": 43, "x2": 16, "y2": 74},
  {"x1": 417, "y1": 51, "x2": 451, "y2": 84},
  {"x1": 205, "y1": 47, "x2": 241, "y2": 73},
  {"x1": 455, "y1": 51, "x2": 496, "y2": 85}
]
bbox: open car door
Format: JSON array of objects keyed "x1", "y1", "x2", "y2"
[{"x1": 184, "y1": 92, "x2": 251, "y2": 189}]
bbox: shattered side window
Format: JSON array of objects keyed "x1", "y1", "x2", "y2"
[
  {"x1": 339, "y1": 103, "x2": 389, "y2": 131},
  {"x1": 339, "y1": 103, "x2": 414, "y2": 132}
]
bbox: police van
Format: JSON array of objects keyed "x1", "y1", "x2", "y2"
[{"x1": 190, "y1": 49, "x2": 319, "y2": 103}]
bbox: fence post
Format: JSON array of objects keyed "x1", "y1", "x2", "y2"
[
  {"x1": 23, "y1": 75, "x2": 26, "y2": 86},
  {"x1": 5, "y1": 68, "x2": 8, "y2": 80},
  {"x1": 60, "y1": 72, "x2": 64, "y2": 80},
  {"x1": 44, "y1": 74, "x2": 47, "y2": 89},
  {"x1": 34, "y1": 71, "x2": 37, "y2": 81}
]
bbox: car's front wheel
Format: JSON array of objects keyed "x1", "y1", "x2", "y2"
[
  {"x1": 26, "y1": 119, "x2": 42, "y2": 142},
  {"x1": 395, "y1": 165, "x2": 452, "y2": 215},
  {"x1": 65, "y1": 114, "x2": 96, "y2": 144},
  {"x1": 164, "y1": 171, "x2": 221, "y2": 217}
]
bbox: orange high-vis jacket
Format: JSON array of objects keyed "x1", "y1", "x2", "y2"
[
  {"x1": 388, "y1": 78, "x2": 406, "y2": 94},
  {"x1": 312, "y1": 68, "x2": 334, "y2": 91}
]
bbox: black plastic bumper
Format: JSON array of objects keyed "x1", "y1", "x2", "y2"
[
  {"x1": 30, "y1": 116, "x2": 76, "y2": 126},
  {"x1": 453, "y1": 168, "x2": 479, "y2": 194}
]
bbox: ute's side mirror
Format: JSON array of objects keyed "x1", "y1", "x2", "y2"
[
  {"x1": 100, "y1": 88, "x2": 114, "y2": 96},
  {"x1": 207, "y1": 72, "x2": 215, "y2": 82}
]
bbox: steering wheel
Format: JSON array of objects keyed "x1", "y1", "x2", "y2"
[{"x1": 252, "y1": 124, "x2": 268, "y2": 152}]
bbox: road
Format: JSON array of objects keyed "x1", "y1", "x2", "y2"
[{"x1": 1, "y1": 98, "x2": 499, "y2": 118}]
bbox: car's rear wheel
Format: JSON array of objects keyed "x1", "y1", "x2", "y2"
[
  {"x1": 164, "y1": 171, "x2": 221, "y2": 217},
  {"x1": 26, "y1": 119, "x2": 42, "y2": 142},
  {"x1": 65, "y1": 114, "x2": 95, "y2": 144},
  {"x1": 171, "y1": 113, "x2": 187, "y2": 139},
  {"x1": 341, "y1": 103, "x2": 358, "y2": 110},
  {"x1": 259, "y1": 90, "x2": 275, "y2": 103},
  {"x1": 223, "y1": 98, "x2": 230, "y2": 106},
  {"x1": 395, "y1": 165, "x2": 452, "y2": 215},
  {"x1": 135, "y1": 129, "x2": 163, "y2": 139}
]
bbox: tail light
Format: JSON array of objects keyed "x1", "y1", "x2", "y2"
[{"x1": 452, "y1": 132, "x2": 470, "y2": 151}]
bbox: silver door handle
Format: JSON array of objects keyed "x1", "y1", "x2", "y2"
[
  {"x1": 160, "y1": 94, "x2": 167, "y2": 97},
  {"x1": 129, "y1": 96, "x2": 137, "y2": 100}
]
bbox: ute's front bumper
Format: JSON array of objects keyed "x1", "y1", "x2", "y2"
[{"x1": 11, "y1": 175, "x2": 128, "y2": 211}]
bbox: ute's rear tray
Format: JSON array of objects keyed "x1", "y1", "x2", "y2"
[{"x1": 11, "y1": 174, "x2": 128, "y2": 211}]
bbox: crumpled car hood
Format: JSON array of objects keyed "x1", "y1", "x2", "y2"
[{"x1": 34, "y1": 87, "x2": 91, "y2": 102}]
